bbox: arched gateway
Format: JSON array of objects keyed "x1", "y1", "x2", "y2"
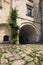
[
  {"x1": 19, "y1": 24, "x2": 39, "y2": 44},
  {"x1": 0, "y1": 24, "x2": 11, "y2": 43}
]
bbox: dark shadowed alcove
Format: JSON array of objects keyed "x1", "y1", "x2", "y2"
[
  {"x1": 19, "y1": 25, "x2": 37, "y2": 44},
  {"x1": 3, "y1": 35, "x2": 9, "y2": 41}
]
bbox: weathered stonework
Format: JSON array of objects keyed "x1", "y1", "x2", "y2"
[
  {"x1": 0, "y1": 0, "x2": 11, "y2": 43},
  {"x1": 0, "y1": 0, "x2": 43, "y2": 43}
]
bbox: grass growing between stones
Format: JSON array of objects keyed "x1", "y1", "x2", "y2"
[
  {"x1": 24, "y1": 60, "x2": 31, "y2": 65},
  {"x1": 5, "y1": 57, "x2": 12, "y2": 65},
  {"x1": 27, "y1": 49, "x2": 43, "y2": 65},
  {"x1": 0, "y1": 44, "x2": 43, "y2": 65}
]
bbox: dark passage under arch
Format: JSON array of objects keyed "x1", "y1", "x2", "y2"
[
  {"x1": 3, "y1": 35, "x2": 9, "y2": 41},
  {"x1": 19, "y1": 25, "x2": 37, "y2": 44}
]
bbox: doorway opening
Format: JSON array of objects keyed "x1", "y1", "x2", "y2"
[
  {"x1": 3, "y1": 35, "x2": 9, "y2": 41},
  {"x1": 19, "y1": 25, "x2": 37, "y2": 44}
]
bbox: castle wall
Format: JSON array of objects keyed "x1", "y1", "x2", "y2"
[
  {"x1": 12, "y1": 0, "x2": 41, "y2": 43},
  {"x1": 0, "y1": 0, "x2": 11, "y2": 43},
  {"x1": 0, "y1": 0, "x2": 42, "y2": 43},
  {"x1": 0, "y1": 0, "x2": 11, "y2": 24}
]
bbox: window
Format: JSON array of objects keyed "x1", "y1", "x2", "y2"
[
  {"x1": 28, "y1": 0, "x2": 33, "y2": 3},
  {"x1": 27, "y1": 5, "x2": 32, "y2": 16},
  {"x1": 0, "y1": 0, "x2": 2, "y2": 9},
  {"x1": 27, "y1": 8, "x2": 32, "y2": 16}
]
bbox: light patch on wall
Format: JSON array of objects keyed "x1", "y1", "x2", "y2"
[
  {"x1": 15, "y1": 0, "x2": 21, "y2": 1},
  {"x1": 4, "y1": 0, "x2": 9, "y2": 4}
]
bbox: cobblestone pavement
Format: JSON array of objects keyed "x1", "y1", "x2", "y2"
[{"x1": 0, "y1": 44, "x2": 43, "y2": 65}]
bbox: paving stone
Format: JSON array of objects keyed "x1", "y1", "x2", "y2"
[
  {"x1": 38, "y1": 51, "x2": 43, "y2": 54},
  {"x1": 37, "y1": 56, "x2": 43, "y2": 60},
  {"x1": 24, "y1": 51, "x2": 30, "y2": 54},
  {"x1": 25, "y1": 56, "x2": 33, "y2": 61},
  {"x1": 12, "y1": 60, "x2": 25, "y2": 65},
  {"x1": 17, "y1": 48, "x2": 21, "y2": 50},
  {"x1": 41, "y1": 62, "x2": 43, "y2": 65},
  {"x1": 15, "y1": 50, "x2": 19, "y2": 53},
  {"x1": 14, "y1": 54, "x2": 20, "y2": 60},
  {"x1": 1, "y1": 48, "x2": 5, "y2": 53},
  {"x1": 0, "y1": 46, "x2": 4, "y2": 48},
  {"x1": 1, "y1": 59, "x2": 8, "y2": 64},
  {"x1": 1, "y1": 63, "x2": 8, "y2": 65},
  {"x1": 20, "y1": 54, "x2": 26, "y2": 57},
  {"x1": 36, "y1": 53, "x2": 41, "y2": 57},
  {"x1": 9, "y1": 56, "x2": 15, "y2": 61},
  {"x1": 26, "y1": 62, "x2": 35, "y2": 65},
  {"x1": 26, "y1": 49, "x2": 32, "y2": 53},
  {"x1": 12, "y1": 52, "x2": 17, "y2": 56},
  {"x1": 3, "y1": 53, "x2": 13, "y2": 58},
  {"x1": 0, "y1": 44, "x2": 43, "y2": 65},
  {"x1": 18, "y1": 52, "x2": 24, "y2": 55}
]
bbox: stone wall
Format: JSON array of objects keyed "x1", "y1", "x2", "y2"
[
  {"x1": 0, "y1": 0, "x2": 11, "y2": 24},
  {"x1": 0, "y1": 0, "x2": 11, "y2": 43},
  {"x1": 12, "y1": 0, "x2": 41, "y2": 43},
  {"x1": 0, "y1": 0, "x2": 42, "y2": 43}
]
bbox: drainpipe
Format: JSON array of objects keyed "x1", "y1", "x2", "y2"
[{"x1": 39, "y1": 0, "x2": 42, "y2": 42}]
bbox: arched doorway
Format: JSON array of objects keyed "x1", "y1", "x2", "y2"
[
  {"x1": 0, "y1": 24, "x2": 11, "y2": 43},
  {"x1": 3, "y1": 35, "x2": 9, "y2": 41},
  {"x1": 19, "y1": 25, "x2": 37, "y2": 44}
]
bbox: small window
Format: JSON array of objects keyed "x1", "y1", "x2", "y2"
[
  {"x1": 27, "y1": 5, "x2": 32, "y2": 16},
  {"x1": 0, "y1": 0, "x2": 2, "y2": 9},
  {"x1": 28, "y1": 0, "x2": 33, "y2": 3},
  {"x1": 27, "y1": 8, "x2": 32, "y2": 16}
]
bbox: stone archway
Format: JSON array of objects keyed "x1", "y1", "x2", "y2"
[
  {"x1": 19, "y1": 25, "x2": 37, "y2": 44},
  {"x1": 0, "y1": 24, "x2": 11, "y2": 43}
]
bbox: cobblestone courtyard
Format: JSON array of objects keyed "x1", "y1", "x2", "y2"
[{"x1": 0, "y1": 44, "x2": 43, "y2": 65}]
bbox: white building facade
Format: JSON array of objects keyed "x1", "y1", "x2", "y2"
[{"x1": 0, "y1": 0, "x2": 43, "y2": 43}]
